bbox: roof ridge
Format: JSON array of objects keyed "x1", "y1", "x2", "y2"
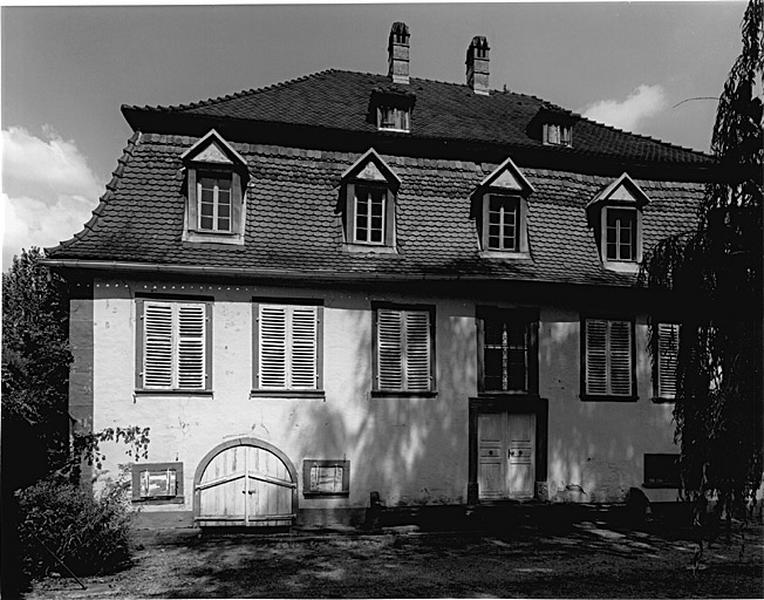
[{"x1": 46, "y1": 132, "x2": 142, "y2": 255}]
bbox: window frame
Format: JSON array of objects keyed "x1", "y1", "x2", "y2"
[
  {"x1": 134, "y1": 295, "x2": 213, "y2": 394},
  {"x1": 653, "y1": 321, "x2": 680, "y2": 403},
  {"x1": 604, "y1": 207, "x2": 638, "y2": 262},
  {"x1": 251, "y1": 298, "x2": 324, "y2": 398},
  {"x1": 580, "y1": 316, "x2": 638, "y2": 402},
  {"x1": 376, "y1": 106, "x2": 410, "y2": 132},
  {"x1": 479, "y1": 193, "x2": 529, "y2": 256},
  {"x1": 131, "y1": 461, "x2": 184, "y2": 504},
  {"x1": 302, "y1": 459, "x2": 350, "y2": 498},
  {"x1": 196, "y1": 172, "x2": 233, "y2": 233},
  {"x1": 476, "y1": 307, "x2": 539, "y2": 396},
  {"x1": 371, "y1": 302, "x2": 437, "y2": 396},
  {"x1": 344, "y1": 181, "x2": 396, "y2": 249},
  {"x1": 543, "y1": 122, "x2": 572, "y2": 147}
]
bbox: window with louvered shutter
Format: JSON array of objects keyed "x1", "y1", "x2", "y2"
[
  {"x1": 257, "y1": 304, "x2": 319, "y2": 390},
  {"x1": 376, "y1": 307, "x2": 432, "y2": 392},
  {"x1": 142, "y1": 301, "x2": 208, "y2": 390},
  {"x1": 657, "y1": 323, "x2": 679, "y2": 399},
  {"x1": 584, "y1": 318, "x2": 633, "y2": 397}
]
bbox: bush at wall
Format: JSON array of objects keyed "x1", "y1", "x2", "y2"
[{"x1": 17, "y1": 476, "x2": 133, "y2": 579}]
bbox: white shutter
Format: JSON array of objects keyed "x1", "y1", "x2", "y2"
[
  {"x1": 143, "y1": 302, "x2": 174, "y2": 388},
  {"x1": 259, "y1": 305, "x2": 287, "y2": 389},
  {"x1": 378, "y1": 309, "x2": 404, "y2": 390},
  {"x1": 657, "y1": 322, "x2": 679, "y2": 398},
  {"x1": 289, "y1": 306, "x2": 318, "y2": 389},
  {"x1": 585, "y1": 319, "x2": 608, "y2": 395},
  {"x1": 405, "y1": 311, "x2": 431, "y2": 391},
  {"x1": 609, "y1": 320, "x2": 632, "y2": 396},
  {"x1": 177, "y1": 304, "x2": 206, "y2": 389}
]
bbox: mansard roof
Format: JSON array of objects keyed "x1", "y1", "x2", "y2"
[
  {"x1": 122, "y1": 69, "x2": 712, "y2": 169},
  {"x1": 46, "y1": 133, "x2": 704, "y2": 288}
]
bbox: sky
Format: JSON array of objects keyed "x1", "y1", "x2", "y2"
[{"x1": 0, "y1": 2, "x2": 747, "y2": 270}]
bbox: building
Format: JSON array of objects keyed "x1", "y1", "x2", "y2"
[{"x1": 45, "y1": 23, "x2": 714, "y2": 528}]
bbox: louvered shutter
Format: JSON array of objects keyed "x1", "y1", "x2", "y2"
[
  {"x1": 144, "y1": 302, "x2": 173, "y2": 388},
  {"x1": 259, "y1": 305, "x2": 288, "y2": 389},
  {"x1": 585, "y1": 319, "x2": 608, "y2": 395},
  {"x1": 177, "y1": 304, "x2": 206, "y2": 389},
  {"x1": 405, "y1": 311, "x2": 431, "y2": 391},
  {"x1": 609, "y1": 320, "x2": 632, "y2": 396},
  {"x1": 377, "y1": 309, "x2": 404, "y2": 390},
  {"x1": 657, "y1": 323, "x2": 679, "y2": 399},
  {"x1": 289, "y1": 306, "x2": 318, "y2": 389}
]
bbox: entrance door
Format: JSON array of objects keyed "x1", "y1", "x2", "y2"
[
  {"x1": 478, "y1": 412, "x2": 536, "y2": 500},
  {"x1": 194, "y1": 439, "x2": 297, "y2": 527}
]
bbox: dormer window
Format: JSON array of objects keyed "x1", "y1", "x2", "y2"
[
  {"x1": 339, "y1": 148, "x2": 400, "y2": 251},
  {"x1": 544, "y1": 123, "x2": 572, "y2": 146},
  {"x1": 474, "y1": 156, "x2": 534, "y2": 258},
  {"x1": 181, "y1": 130, "x2": 248, "y2": 245},
  {"x1": 377, "y1": 106, "x2": 410, "y2": 132},
  {"x1": 587, "y1": 173, "x2": 650, "y2": 271}
]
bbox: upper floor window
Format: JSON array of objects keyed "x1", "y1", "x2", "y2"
[
  {"x1": 475, "y1": 156, "x2": 533, "y2": 257},
  {"x1": 477, "y1": 307, "x2": 538, "y2": 394},
  {"x1": 544, "y1": 122, "x2": 572, "y2": 146},
  {"x1": 582, "y1": 317, "x2": 636, "y2": 401},
  {"x1": 180, "y1": 129, "x2": 248, "y2": 245},
  {"x1": 339, "y1": 149, "x2": 400, "y2": 251},
  {"x1": 605, "y1": 207, "x2": 637, "y2": 261},
  {"x1": 135, "y1": 298, "x2": 212, "y2": 392},
  {"x1": 377, "y1": 106, "x2": 410, "y2": 132}
]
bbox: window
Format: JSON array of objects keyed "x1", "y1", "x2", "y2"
[
  {"x1": 303, "y1": 460, "x2": 350, "y2": 497},
  {"x1": 478, "y1": 308, "x2": 538, "y2": 394},
  {"x1": 354, "y1": 184, "x2": 386, "y2": 244},
  {"x1": 197, "y1": 173, "x2": 232, "y2": 232},
  {"x1": 253, "y1": 302, "x2": 322, "y2": 392},
  {"x1": 136, "y1": 299, "x2": 211, "y2": 392},
  {"x1": 485, "y1": 195, "x2": 520, "y2": 251},
  {"x1": 374, "y1": 305, "x2": 434, "y2": 393},
  {"x1": 377, "y1": 106, "x2": 410, "y2": 131},
  {"x1": 605, "y1": 208, "x2": 637, "y2": 262},
  {"x1": 655, "y1": 322, "x2": 679, "y2": 401},
  {"x1": 544, "y1": 123, "x2": 572, "y2": 146},
  {"x1": 643, "y1": 454, "x2": 680, "y2": 488},
  {"x1": 131, "y1": 462, "x2": 184, "y2": 503},
  {"x1": 582, "y1": 318, "x2": 635, "y2": 399}
]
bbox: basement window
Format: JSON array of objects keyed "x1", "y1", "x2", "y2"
[
  {"x1": 303, "y1": 460, "x2": 350, "y2": 497},
  {"x1": 132, "y1": 462, "x2": 184, "y2": 503}
]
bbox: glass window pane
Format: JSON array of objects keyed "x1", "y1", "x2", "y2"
[
  {"x1": 370, "y1": 228, "x2": 382, "y2": 243},
  {"x1": 201, "y1": 189, "x2": 214, "y2": 203},
  {"x1": 484, "y1": 348, "x2": 503, "y2": 385},
  {"x1": 200, "y1": 216, "x2": 214, "y2": 230},
  {"x1": 218, "y1": 204, "x2": 230, "y2": 218},
  {"x1": 217, "y1": 218, "x2": 230, "y2": 231},
  {"x1": 201, "y1": 202, "x2": 214, "y2": 217}
]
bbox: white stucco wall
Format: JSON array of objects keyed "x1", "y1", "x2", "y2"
[{"x1": 89, "y1": 277, "x2": 680, "y2": 519}]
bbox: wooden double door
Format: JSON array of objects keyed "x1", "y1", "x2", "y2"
[
  {"x1": 478, "y1": 412, "x2": 536, "y2": 500},
  {"x1": 195, "y1": 440, "x2": 297, "y2": 527}
]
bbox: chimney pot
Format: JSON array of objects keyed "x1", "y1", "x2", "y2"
[
  {"x1": 466, "y1": 36, "x2": 490, "y2": 95},
  {"x1": 388, "y1": 22, "x2": 410, "y2": 85}
]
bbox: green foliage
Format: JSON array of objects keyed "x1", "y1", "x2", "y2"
[
  {"x1": 17, "y1": 476, "x2": 133, "y2": 579},
  {"x1": 2, "y1": 247, "x2": 73, "y2": 477},
  {"x1": 72, "y1": 426, "x2": 151, "y2": 472},
  {"x1": 643, "y1": 0, "x2": 762, "y2": 521}
]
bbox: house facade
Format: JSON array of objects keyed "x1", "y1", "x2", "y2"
[{"x1": 46, "y1": 23, "x2": 715, "y2": 528}]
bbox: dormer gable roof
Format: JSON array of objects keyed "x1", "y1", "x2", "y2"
[
  {"x1": 587, "y1": 172, "x2": 651, "y2": 209},
  {"x1": 180, "y1": 129, "x2": 247, "y2": 167},
  {"x1": 341, "y1": 148, "x2": 401, "y2": 187},
  {"x1": 479, "y1": 156, "x2": 534, "y2": 195}
]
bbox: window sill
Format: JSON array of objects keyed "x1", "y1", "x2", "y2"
[
  {"x1": 580, "y1": 394, "x2": 638, "y2": 402},
  {"x1": 342, "y1": 243, "x2": 398, "y2": 255},
  {"x1": 371, "y1": 390, "x2": 438, "y2": 398},
  {"x1": 642, "y1": 482, "x2": 679, "y2": 489},
  {"x1": 131, "y1": 496, "x2": 185, "y2": 505},
  {"x1": 477, "y1": 391, "x2": 540, "y2": 399},
  {"x1": 250, "y1": 389, "x2": 326, "y2": 400},
  {"x1": 651, "y1": 396, "x2": 676, "y2": 404},
  {"x1": 303, "y1": 491, "x2": 350, "y2": 499},
  {"x1": 602, "y1": 260, "x2": 639, "y2": 274},
  {"x1": 134, "y1": 389, "x2": 213, "y2": 398},
  {"x1": 183, "y1": 230, "x2": 244, "y2": 246},
  {"x1": 479, "y1": 250, "x2": 532, "y2": 261}
]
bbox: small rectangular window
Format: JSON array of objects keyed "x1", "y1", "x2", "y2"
[
  {"x1": 545, "y1": 123, "x2": 571, "y2": 146},
  {"x1": 479, "y1": 309, "x2": 537, "y2": 393},
  {"x1": 583, "y1": 318, "x2": 635, "y2": 399},
  {"x1": 605, "y1": 208, "x2": 637, "y2": 261},
  {"x1": 644, "y1": 454, "x2": 680, "y2": 488},
  {"x1": 374, "y1": 305, "x2": 434, "y2": 393},
  {"x1": 303, "y1": 460, "x2": 350, "y2": 497},
  {"x1": 486, "y1": 195, "x2": 520, "y2": 252},
  {"x1": 354, "y1": 185, "x2": 386, "y2": 245},
  {"x1": 377, "y1": 106, "x2": 410, "y2": 131},
  {"x1": 132, "y1": 462, "x2": 184, "y2": 503},
  {"x1": 197, "y1": 174, "x2": 233, "y2": 233}
]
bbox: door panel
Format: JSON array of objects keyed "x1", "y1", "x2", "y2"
[
  {"x1": 477, "y1": 412, "x2": 536, "y2": 500},
  {"x1": 507, "y1": 413, "x2": 536, "y2": 499},
  {"x1": 478, "y1": 413, "x2": 505, "y2": 499}
]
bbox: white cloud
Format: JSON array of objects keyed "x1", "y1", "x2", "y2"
[
  {"x1": 582, "y1": 85, "x2": 667, "y2": 132},
  {"x1": 1, "y1": 126, "x2": 103, "y2": 269}
]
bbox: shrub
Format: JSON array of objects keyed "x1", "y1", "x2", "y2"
[{"x1": 18, "y1": 476, "x2": 133, "y2": 579}]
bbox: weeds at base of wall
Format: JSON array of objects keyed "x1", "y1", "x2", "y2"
[{"x1": 17, "y1": 475, "x2": 134, "y2": 579}]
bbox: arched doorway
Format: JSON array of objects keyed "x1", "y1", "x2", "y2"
[{"x1": 193, "y1": 437, "x2": 298, "y2": 527}]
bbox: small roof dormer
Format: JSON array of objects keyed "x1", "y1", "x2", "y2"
[
  {"x1": 586, "y1": 172, "x2": 650, "y2": 224},
  {"x1": 181, "y1": 129, "x2": 248, "y2": 169},
  {"x1": 479, "y1": 156, "x2": 534, "y2": 195},
  {"x1": 529, "y1": 104, "x2": 576, "y2": 148},
  {"x1": 341, "y1": 148, "x2": 401, "y2": 188}
]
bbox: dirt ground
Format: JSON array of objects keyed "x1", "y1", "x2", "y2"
[{"x1": 28, "y1": 521, "x2": 763, "y2": 599}]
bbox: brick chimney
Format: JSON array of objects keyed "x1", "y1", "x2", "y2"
[
  {"x1": 466, "y1": 36, "x2": 490, "y2": 95},
  {"x1": 388, "y1": 22, "x2": 410, "y2": 84}
]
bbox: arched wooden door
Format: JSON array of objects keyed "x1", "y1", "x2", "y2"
[{"x1": 194, "y1": 438, "x2": 297, "y2": 527}]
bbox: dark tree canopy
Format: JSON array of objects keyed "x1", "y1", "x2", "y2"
[{"x1": 643, "y1": 0, "x2": 762, "y2": 518}]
